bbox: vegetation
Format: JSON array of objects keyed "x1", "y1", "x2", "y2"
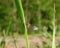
[
  {"x1": 0, "y1": 0, "x2": 60, "y2": 48},
  {"x1": 14, "y1": 0, "x2": 28, "y2": 48}
]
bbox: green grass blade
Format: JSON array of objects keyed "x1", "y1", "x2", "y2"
[
  {"x1": 6, "y1": 20, "x2": 17, "y2": 48},
  {"x1": 52, "y1": 3, "x2": 56, "y2": 48},
  {"x1": 6, "y1": 20, "x2": 12, "y2": 36},
  {"x1": 14, "y1": 0, "x2": 29, "y2": 48}
]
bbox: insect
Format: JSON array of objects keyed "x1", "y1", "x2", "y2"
[
  {"x1": 26, "y1": 21, "x2": 31, "y2": 29},
  {"x1": 26, "y1": 21, "x2": 39, "y2": 30}
]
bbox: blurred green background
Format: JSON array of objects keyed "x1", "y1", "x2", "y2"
[
  {"x1": 0, "y1": 0, "x2": 55, "y2": 35},
  {"x1": 0, "y1": 0, "x2": 60, "y2": 48}
]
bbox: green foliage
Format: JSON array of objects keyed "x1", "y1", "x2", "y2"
[
  {"x1": 0, "y1": 38, "x2": 5, "y2": 48},
  {"x1": 43, "y1": 41, "x2": 51, "y2": 48},
  {"x1": 0, "y1": 0, "x2": 60, "y2": 48},
  {"x1": 0, "y1": 0, "x2": 54, "y2": 34}
]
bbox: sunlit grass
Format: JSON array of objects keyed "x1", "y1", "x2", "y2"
[{"x1": 52, "y1": 3, "x2": 56, "y2": 48}]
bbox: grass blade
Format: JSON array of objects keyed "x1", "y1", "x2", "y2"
[
  {"x1": 14, "y1": 0, "x2": 29, "y2": 48},
  {"x1": 52, "y1": 3, "x2": 56, "y2": 48}
]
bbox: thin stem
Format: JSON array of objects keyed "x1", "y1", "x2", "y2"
[
  {"x1": 6, "y1": 20, "x2": 17, "y2": 48},
  {"x1": 6, "y1": 20, "x2": 12, "y2": 36},
  {"x1": 52, "y1": 3, "x2": 56, "y2": 48}
]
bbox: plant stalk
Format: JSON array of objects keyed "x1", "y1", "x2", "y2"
[
  {"x1": 14, "y1": 0, "x2": 29, "y2": 48},
  {"x1": 52, "y1": 3, "x2": 56, "y2": 48}
]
